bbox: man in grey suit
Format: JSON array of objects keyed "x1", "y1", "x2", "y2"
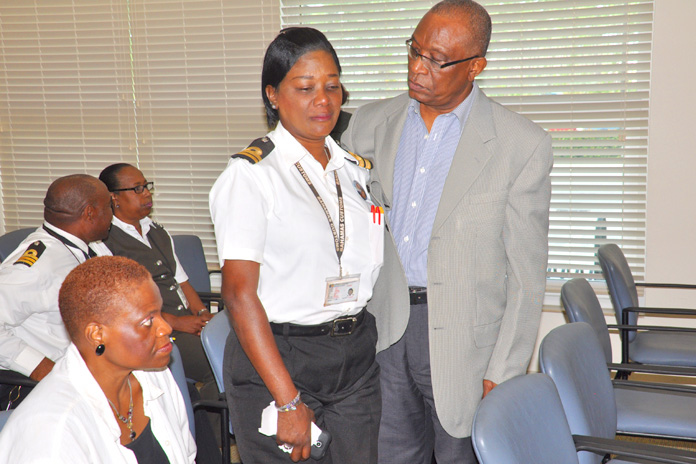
[{"x1": 341, "y1": 1, "x2": 552, "y2": 462}]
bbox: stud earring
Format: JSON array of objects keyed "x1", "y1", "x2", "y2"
[
  {"x1": 272, "y1": 104, "x2": 277, "y2": 109},
  {"x1": 96, "y1": 344, "x2": 105, "y2": 356}
]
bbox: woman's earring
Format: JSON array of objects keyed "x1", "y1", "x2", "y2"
[
  {"x1": 96, "y1": 344, "x2": 105, "y2": 356},
  {"x1": 272, "y1": 104, "x2": 277, "y2": 109}
]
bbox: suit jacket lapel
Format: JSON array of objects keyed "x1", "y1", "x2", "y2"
[
  {"x1": 374, "y1": 95, "x2": 410, "y2": 209},
  {"x1": 432, "y1": 88, "x2": 496, "y2": 233}
]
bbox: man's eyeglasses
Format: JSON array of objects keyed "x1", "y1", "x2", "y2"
[
  {"x1": 111, "y1": 182, "x2": 154, "y2": 195},
  {"x1": 406, "y1": 39, "x2": 480, "y2": 71}
]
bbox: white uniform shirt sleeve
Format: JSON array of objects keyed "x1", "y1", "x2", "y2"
[
  {"x1": 209, "y1": 158, "x2": 271, "y2": 267},
  {"x1": 0, "y1": 265, "x2": 50, "y2": 376},
  {"x1": 169, "y1": 233, "x2": 190, "y2": 284}
]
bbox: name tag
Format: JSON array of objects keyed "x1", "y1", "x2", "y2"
[{"x1": 324, "y1": 274, "x2": 360, "y2": 306}]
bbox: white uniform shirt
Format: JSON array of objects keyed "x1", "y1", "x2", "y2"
[
  {"x1": 0, "y1": 223, "x2": 106, "y2": 376},
  {"x1": 91, "y1": 216, "x2": 189, "y2": 284},
  {"x1": 0, "y1": 344, "x2": 196, "y2": 463},
  {"x1": 210, "y1": 123, "x2": 384, "y2": 325}
]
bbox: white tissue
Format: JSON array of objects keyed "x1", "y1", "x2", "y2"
[{"x1": 258, "y1": 402, "x2": 322, "y2": 454}]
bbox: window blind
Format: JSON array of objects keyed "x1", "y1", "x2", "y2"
[
  {"x1": 282, "y1": 0, "x2": 653, "y2": 282},
  {"x1": 0, "y1": 0, "x2": 280, "y2": 265}
]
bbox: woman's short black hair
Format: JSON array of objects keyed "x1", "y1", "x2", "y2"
[
  {"x1": 261, "y1": 27, "x2": 342, "y2": 128},
  {"x1": 99, "y1": 163, "x2": 133, "y2": 192}
]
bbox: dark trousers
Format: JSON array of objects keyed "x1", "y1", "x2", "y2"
[
  {"x1": 377, "y1": 303, "x2": 477, "y2": 464},
  {"x1": 223, "y1": 312, "x2": 381, "y2": 464}
]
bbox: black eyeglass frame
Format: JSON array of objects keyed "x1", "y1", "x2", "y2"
[
  {"x1": 111, "y1": 181, "x2": 154, "y2": 195},
  {"x1": 405, "y1": 38, "x2": 480, "y2": 71}
]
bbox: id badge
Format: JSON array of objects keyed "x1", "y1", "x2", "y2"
[{"x1": 324, "y1": 274, "x2": 360, "y2": 306}]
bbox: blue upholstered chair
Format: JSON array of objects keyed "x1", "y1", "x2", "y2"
[
  {"x1": 168, "y1": 343, "x2": 196, "y2": 438},
  {"x1": 540, "y1": 322, "x2": 696, "y2": 464},
  {"x1": 171, "y1": 234, "x2": 223, "y2": 311},
  {"x1": 0, "y1": 227, "x2": 34, "y2": 262},
  {"x1": 597, "y1": 243, "x2": 696, "y2": 367},
  {"x1": 200, "y1": 310, "x2": 233, "y2": 464},
  {"x1": 561, "y1": 279, "x2": 696, "y2": 438},
  {"x1": 472, "y1": 373, "x2": 696, "y2": 464}
]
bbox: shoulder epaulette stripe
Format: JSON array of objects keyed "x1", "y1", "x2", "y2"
[
  {"x1": 231, "y1": 136, "x2": 275, "y2": 164},
  {"x1": 345, "y1": 151, "x2": 373, "y2": 170},
  {"x1": 14, "y1": 241, "x2": 46, "y2": 267}
]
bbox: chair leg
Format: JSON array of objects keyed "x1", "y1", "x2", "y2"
[{"x1": 221, "y1": 406, "x2": 230, "y2": 464}]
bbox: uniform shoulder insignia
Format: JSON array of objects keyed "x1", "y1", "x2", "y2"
[
  {"x1": 14, "y1": 241, "x2": 46, "y2": 267},
  {"x1": 344, "y1": 151, "x2": 373, "y2": 170},
  {"x1": 231, "y1": 136, "x2": 275, "y2": 164}
]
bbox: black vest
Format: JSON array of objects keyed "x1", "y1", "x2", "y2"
[{"x1": 103, "y1": 223, "x2": 186, "y2": 316}]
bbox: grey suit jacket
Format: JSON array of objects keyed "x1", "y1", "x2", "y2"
[{"x1": 342, "y1": 88, "x2": 553, "y2": 437}]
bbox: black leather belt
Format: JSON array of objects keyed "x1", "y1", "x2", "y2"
[
  {"x1": 409, "y1": 286, "x2": 427, "y2": 305},
  {"x1": 270, "y1": 309, "x2": 366, "y2": 337}
]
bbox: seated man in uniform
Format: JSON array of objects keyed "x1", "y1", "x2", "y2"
[{"x1": 0, "y1": 174, "x2": 112, "y2": 387}]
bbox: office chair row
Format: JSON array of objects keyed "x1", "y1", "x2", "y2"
[{"x1": 473, "y1": 322, "x2": 696, "y2": 464}]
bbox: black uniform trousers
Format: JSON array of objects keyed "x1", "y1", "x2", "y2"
[{"x1": 223, "y1": 311, "x2": 381, "y2": 464}]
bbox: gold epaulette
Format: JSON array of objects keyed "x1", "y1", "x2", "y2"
[
  {"x1": 14, "y1": 241, "x2": 46, "y2": 267},
  {"x1": 231, "y1": 137, "x2": 275, "y2": 164},
  {"x1": 345, "y1": 151, "x2": 373, "y2": 170}
]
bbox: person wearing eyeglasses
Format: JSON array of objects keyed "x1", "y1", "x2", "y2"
[
  {"x1": 93, "y1": 164, "x2": 220, "y2": 462},
  {"x1": 341, "y1": 1, "x2": 553, "y2": 463}
]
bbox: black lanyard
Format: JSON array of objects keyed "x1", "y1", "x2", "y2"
[
  {"x1": 294, "y1": 161, "x2": 345, "y2": 277},
  {"x1": 42, "y1": 224, "x2": 95, "y2": 262}
]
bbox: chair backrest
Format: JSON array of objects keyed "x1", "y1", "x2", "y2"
[
  {"x1": 168, "y1": 343, "x2": 196, "y2": 439},
  {"x1": 0, "y1": 228, "x2": 34, "y2": 263},
  {"x1": 597, "y1": 244, "x2": 640, "y2": 340},
  {"x1": 561, "y1": 278, "x2": 613, "y2": 363},
  {"x1": 200, "y1": 310, "x2": 232, "y2": 394},
  {"x1": 472, "y1": 373, "x2": 579, "y2": 464},
  {"x1": 539, "y1": 322, "x2": 617, "y2": 464},
  {"x1": 172, "y1": 234, "x2": 211, "y2": 293}
]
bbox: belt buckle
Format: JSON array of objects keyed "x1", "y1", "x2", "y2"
[{"x1": 331, "y1": 316, "x2": 357, "y2": 336}]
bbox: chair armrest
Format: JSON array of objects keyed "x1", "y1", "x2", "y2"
[
  {"x1": 623, "y1": 306, "x2": 696, "y2": 316},
  {"x1": 609, "y1": 323, "x2": 696, "y2": 334},
  {"x1": 191, "y1": 399, "x2": 228, "y2": 413},
  {"x1": 197, "y1": 291, "x2": 225, "y2": 311},
  {"x1": 573, "y1": 435, "x2": 696, "y2": 463},
  {"x1": 608, "y1": 362, "x2": 696, "y2": 377},
  {"x1": 0, "y1": 370, "x2": 38, "y2": 388},
  {"x1": 636, "y1": 282, "x2": 696, "y2": 289},
  {"x1": 612, "y1": 378, "x2": 696, "y2": 394}
]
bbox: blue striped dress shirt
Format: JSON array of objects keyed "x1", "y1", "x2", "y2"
[{"x1": 388, "y1": 85, "x2": 477, "y2": 287}]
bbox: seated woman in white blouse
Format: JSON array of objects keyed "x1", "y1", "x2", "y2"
[{"x1": 0, "y1": 256, "x2": 196, "y2": 463}]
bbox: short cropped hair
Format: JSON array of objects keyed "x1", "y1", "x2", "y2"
[
  {"x1": 99, "y1": 163, "x2": 133, "y2": 192},
  {"x1": 431, "y1": 0, "x2": 492, "y2": 56},
  {"x1": 43, "y1": 174, "x2": 103, "y2": 225},
  {"x1": 59, "y1": 256, "x2": 153, "y2": 341},
  {"x1": 261, "y1": 27, "x2": 342, "y2": 128}
]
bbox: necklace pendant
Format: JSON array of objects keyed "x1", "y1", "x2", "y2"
[{"x1": 129, "y1": 430, "x2": 136, "y2": 441}]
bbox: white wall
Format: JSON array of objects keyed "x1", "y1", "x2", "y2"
[
  {"x1": 529, "y1": 0, "x2": 696, "y2": 371},
  {"x1": 645, "y1": 0, "x2": 696, "y2": 308}
]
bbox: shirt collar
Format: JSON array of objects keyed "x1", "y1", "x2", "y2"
[
  {"x1": 408, "y1": 82, "x2": 479, "y2": 131},
  {"x1": 271, "y1": 121, "x2": 345, "y2": 172},
  {"x1": 43, "y1": 221, "x2": 90, "y2": 254},
  {"x1": 112, "y1": 215, "x2": 153, "y2": 237},
  {"x1": 62, "y1": 343, "x2": 165, "y2": 441}
]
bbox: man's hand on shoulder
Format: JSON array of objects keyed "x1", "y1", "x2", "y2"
[{"x1": 30, "y1": 357, "x2": 55, "y2": 381}]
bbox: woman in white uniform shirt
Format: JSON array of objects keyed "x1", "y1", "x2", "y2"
[
  {"x1": 209, "y1": 28, "x2": 384, "y2": 463},
  {"x1": 0, "y1": 256, "x2": 196, "y2": 463}
]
